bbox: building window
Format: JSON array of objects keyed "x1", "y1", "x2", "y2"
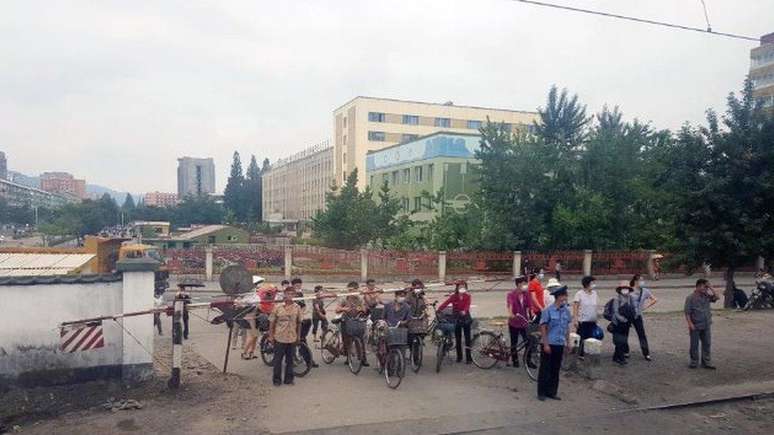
[
  {"x1": 402, "y1": 115, "x2": 419, "y2": 125},
  {"x1": 391, "y1": 171, "x2": 399, "y2": 185},
  {"x1": 368, "y1": 131, "x2": 386, "y2": 141},
  {"x1": 414, "y1": 197, "x2": 422, "y2": 212},
  {"x1": 435, "y1": 117, "x2": 451, "y2": 128},
  {"x1": 368, "y1": 112, "x2": 386, "y2": 122},
  {"x1": 383, "y1": 174, "x2": 390, "y2": 185},
  {"x1": 401, "y1": 197, "x2": 410, "y2": 212},
  {"x1": 467, "y1": 120, "x2": 483, "y2": 129},
  {"x1": 402, "y1": 168, "x2": 410, "y2": 184},
  {"x1": 401, "y1": 134, "x2": 418, "y2": 143},
  {"x1": 343, "y1": 117, "x2": 347, "y2": 128},
  {"x1": 342, "y1": 153, "x2": 346, "y2": 165},
  {"x1": 414, "y1": 166, "x2": 423, "y2": 183},
  {"x1": 343, "y1": 135, "x2": 347, "y2": 144}
]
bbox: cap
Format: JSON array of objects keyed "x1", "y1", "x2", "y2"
[{"x1": 549, "y1": 285, "x2": 568, "y2": 296}]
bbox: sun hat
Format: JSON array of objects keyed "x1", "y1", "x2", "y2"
[{"x1": 546, "y1": 278, "x2": 562, "y2": 288}]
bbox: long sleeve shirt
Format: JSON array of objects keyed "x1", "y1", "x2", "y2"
[{"x1": 438, "y1": 292, "x2": 471, "y2": 315}]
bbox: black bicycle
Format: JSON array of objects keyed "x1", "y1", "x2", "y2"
[{"x1": 429, "y1": 302, "x2": 457, "y2": 373}]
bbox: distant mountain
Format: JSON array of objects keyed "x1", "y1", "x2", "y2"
[{"x1": 8, "y1": 170, "x2": 136, "y2": 204}]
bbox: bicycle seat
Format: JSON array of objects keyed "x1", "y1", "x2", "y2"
[{"x1": 489, "y1": 321, "x2": 507, "y2": 327}]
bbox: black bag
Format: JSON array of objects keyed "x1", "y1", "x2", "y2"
[
  {"x1": 603, "y1": 298, "x2": 615, "y2": 321},
  {"x1": 607, "y1": 322, "x2": 615, "y2": 333}
]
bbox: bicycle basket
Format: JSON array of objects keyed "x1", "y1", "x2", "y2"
[
  {"x1": 343, "y1": 318, "x2": 366, "y2": 337},
  {"x1": 407, "y1": 318, "x2": 428, "y2": 335},
  {"x1": 438, "y1": 320, "x2": 456, "y2": 335},
  {"x1": 386, "y1": 327, "x2": 408, "y2": 347}
]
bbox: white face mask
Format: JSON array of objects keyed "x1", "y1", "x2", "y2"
[
  {"x1": 538, "y1": 273, "x2": 545, "y2": 280},
  {"x1": 520, "y1": 284, "x2": 528, "y2": 291},
  {"x1": 638, "y1": 280, "x2": 645, "y2": 287},
  {"x1": 414, "y1": 288, "x2": 422, "y2": 294},
  {"x1": 620, "y1": 289, "x2": 630, "y2": 296},
  {"x1": 590, "y1": 283, "x2": 596, "y2": 289},
  {"x1": 396, "y1": 296, "x2": 406, "y2": 303},
  {"x1": 458, "y1": 288, "x2": 467, "y2": 294}
]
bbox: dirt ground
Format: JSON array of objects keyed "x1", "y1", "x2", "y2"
[{"x1": 3, "y1": 309, "x2": 774, "y2": 434}]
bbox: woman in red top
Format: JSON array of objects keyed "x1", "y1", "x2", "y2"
[{"x1": 438, "y1": 281, "x2": 473, "y2": 364}]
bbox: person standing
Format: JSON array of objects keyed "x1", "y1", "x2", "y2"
[
  {"x1": 291, "y1": 277, "x2": 318, "y2": 368},
  {"x1": 684, "y1": 279, "x2": 718, "y2": 369},
  {"x1": 554, "y1": 261, "x2": 562, "y2": 281},
  {"x1": 611, "y1": 281, "x2": 635, "y2": 366},
  {"x1": 311, "y1": 285, "x2": 328, "y2": 341},
  {"x1": 438, "y1": 281, "x2": 473, "y2": 364},
  {"x1": 153, "y1": 290, "x2": 164, "y2": 336},
  {"x1": 175, "y1": 278, "x2": 202, "y2": 340},
  {"x1": 537, "y1": 285, "x2": 572, "y2": 401},
  {"x1": 507, "y1": 276, "x2": 532, "y2": 367},
  {"x1": 630, "y1": 274, "x2": 657, "y2": 361},
  {"x1": 335, "y1": 282, "x2": 369, "y2": 367},
  {"x1": 406, "y1": 279, "x2": 427, "y2": 318},
  {"x1": 527, "y1": 273, "x2": 545, "y2": 318},
  {"x1": 363, "y1": 278, "x2": 383, "y2": 314},
  {"x1": 572, "y1": 276, "x2": 598, "y2": 358},
  {"x1": 269, "y1": 286, "x2": 302, "y2": 386}
]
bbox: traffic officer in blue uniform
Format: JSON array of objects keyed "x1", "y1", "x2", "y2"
[{"x1": 537, "y1": 284, "x2": 572, "y2": 401}]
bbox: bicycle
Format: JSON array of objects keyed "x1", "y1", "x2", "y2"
[
  {"x1": 259, "y1": 329, "x2": 312, "y2": 377},
  {"x1": 429, "y1": 301, "x2": 457, "y2": 373},
  {"x1": 320, "y1": 315, "x2": 367, "y2": 375},
  {"x1": 469, "y1": 316, "x2": 541, "y2": 380},
  {"x1": 373, "y1": 322, "x2": 407, "y2": 389},
  {"x1": 406, "y1": 316, "x2": 428, "y2": 373}
]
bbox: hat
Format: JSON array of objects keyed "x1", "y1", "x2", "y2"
[
  {"x1": 546, "y1": 278, "x2": 562, "y2": 288},
  {"x1": 177, "y1": 277, "x2": 204, "y2": 288},
  {"x1": 615, "y1": 280, "x2": 632, "y2": 293},
  {"x1": 549, "y1": 285, "x2": 568, "y2": 296},
  {"x1": 252, "y1": 275, "x2": 265, "y2": 285},
  {"x1": 514, "y1": 275, "x2": 527, "y2": 285}
]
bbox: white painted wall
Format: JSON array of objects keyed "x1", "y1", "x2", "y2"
[{"x1": 0, "y1": 281, "x2": 123, "y2": 377}]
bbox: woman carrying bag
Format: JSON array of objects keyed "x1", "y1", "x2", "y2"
[{"x1": 610, "y1": 281, "x2": 636, "y2": 366}]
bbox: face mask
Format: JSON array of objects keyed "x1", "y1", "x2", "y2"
[
  {"x1": 620, "y1": 289, "x2": 630, "y2": 296},
  {"x1": 590, "y1": 283, "x2": 596, "y2": 290},
  {"x1": 520, "y1": 285, "x2": 528, "y2": 291},
  {"x1": 538, "y1": 273, "x2": 545, "y2": 280},
  {"x1": 414, "y1": 289, "x2": 422, "y2": 294},
  {"x1": 639, "y1": 280, "x2": 645, "y2": 287},
  {"x1": 458, "y1": 288, "x2": 467, "y2": 294},
  {"x1": 396, "y1": 296, "x2": 406, "y2": 303}
]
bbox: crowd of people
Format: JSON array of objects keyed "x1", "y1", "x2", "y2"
[{"x1": 185, "y1": 271, "x2": 721, "y2": 400}]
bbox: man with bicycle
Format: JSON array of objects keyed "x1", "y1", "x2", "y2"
[
  {"x1": 336, "y1": 281, "x2": 370, "y2": 367},
  {"x1": 269, "y1": 286, "x2": 302, "y2": 386},
  {"x1": 383, "y1": 289, "x2": 411, "y2": 327}
]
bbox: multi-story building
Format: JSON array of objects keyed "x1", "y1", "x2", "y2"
[
  {"x1": 40, "y1": 172, "x2": 86, "y2": 199},
  {"x1": 0, "y1": 178, "x2": 73, "y2": 208},
  {"x1": 144, "y1": 191, "x2": 179, "y2": 208},
  {"x1": 751, "y1": 32, "x2": 774, "y2": 111},
  {"x1": 262, "y1": 140, "x2": 333, "y2": 223},
  {"x1": 333, "y1": 96, "x2": 537, "y2": 189},
  {"x1": 366, "y1": 132, "x2": 481, "y2": 221},
  {"x1": 0, "y1": 151, "x2": 7, "y2": 180},
  {"x1": 177, "y1": 157, "x2": 216, "y2": 198}
]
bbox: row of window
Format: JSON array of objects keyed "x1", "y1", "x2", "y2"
[
  {"x1": 370, "y1": 164, "x2": 434, "y2": 187},
  {"x1": 753, "y1": 72, "x2": 774, "y2": 89},
  {"x1": 368, "y1": 111, "x2": 485, "y2": 130},
  {"x1": 757, "y1": 95, "x2": 774, "y2": 108},
  {"x1": 752, "y1": 50, "x2": 774, "y2": 68},
  {"x1": 398, "y1": 196, "x2": 431, "y2": 213}
]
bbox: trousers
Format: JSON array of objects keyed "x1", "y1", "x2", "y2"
[
  {"x1": 272, "y1": 342, "x2": 295, "y2": 384},
  {"x1": 537, "y1": 344, "x2": 564, "y2": 398},
  {"x1": 631, "y1": 316, "x2": 650, "y2": 357},
  {"x1": 689, "y1": 327, "x2": 711, "y2": 366},
  {"x1": 509, "y1": 326, "x2": 528, "y2": 365},
  {"x1": 612, "y1": 322, "x2": 630, "y2": 362},
  {"x1": 455, "y1": 317, "x2": 472, "y2": 362}
]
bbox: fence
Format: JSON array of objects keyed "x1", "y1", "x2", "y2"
[{"x1": 368, "y1": 250, "x2": 438, "y2": 277}]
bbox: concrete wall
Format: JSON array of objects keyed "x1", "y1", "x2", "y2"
[{"x1": 0, "y1": 265, "x2": 156, "y2": 388}]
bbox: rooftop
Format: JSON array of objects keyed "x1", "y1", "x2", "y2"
[
  {"x1": 0, "y1": 253, "x2": 95, "y2": 277},
  {"x1": 334, "y1": 95, "x2": 537, "y2": 115},
  {"x1": 174, "y1": 224, "x2": 230, "y2": 240},
  {"x1": 0, "y1": 273, "x2": 121, "y2": 286}
]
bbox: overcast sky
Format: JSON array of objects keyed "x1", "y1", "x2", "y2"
[{"x1": 1, "y1": 0, "x2": 771, "y2": 194}]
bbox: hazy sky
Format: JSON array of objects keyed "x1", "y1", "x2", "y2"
[{"x1": 1, "y1": 0, "x2": 771, "y2": 193}]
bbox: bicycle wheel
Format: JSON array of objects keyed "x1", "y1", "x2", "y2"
[
  {"x1": 293, "y1": 342, "x2": 313, "y2": 377},
  {"x1": 410, "y1": 335, "x2": 423, "y2": 373},
  {"x1": 259, "y1": 333, "x2": 274, "y2": 366},
  {"x1": 348, "y1": 336, "x2": 364, "y2": 375},
  {"x1": 524, "y1": 341, "x2": 540, "y2": 382},
  {"x1": 435, "y1": 337, "x2": 447, "y2": 373},
  {"x1": 320, "y1": 330, "x2": 338, "y2": 364},
  {"x1": 385, "y1": 348, "x2": 404, "y2": 389},
  {"x1": 470, "y1": 331, "x2": 500, "y2": 369}
]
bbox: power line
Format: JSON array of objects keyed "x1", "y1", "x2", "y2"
[
  {"x1": 508, "y1": 0, "x2": 759, "y2": 42},
  {"x1": 698, "y1": 0, "x2": 712, "y2": 32}
]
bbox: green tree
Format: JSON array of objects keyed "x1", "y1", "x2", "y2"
[
  {"x1": 223, "y1": 151, "x2": 247, "y2": 222},
  {"x1": 245, "y1": 154, "x2": 262, "y2": 222},
  {"x1": 666, "y1": 80, "x2": 774, "y2": 306}
]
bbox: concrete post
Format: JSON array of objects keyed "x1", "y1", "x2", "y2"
[
  {"x1": 757, "y1": 256, "x2": 766, "y2": 272},
  {"x1": 284, "y1": 245, "x2": 292, "y2": 281},
  {"x1": 513, "y1": 251, "x2": 522, "y2": 278},
  {"x1": 360, "y1": 248, "x2": 368, "y2": 282},
  {"x1": 116, "y1": 257, "x2": 159, "y2": 384},
  {"x1": 169, "y1": 298, "x2": 183, "y2": 389},
  {"x1": 438, "y1": 251, "x2": 447, "y2": 282},
  {"x1": 646, "y1": 250, "x2": 657, "y2": 280},
  {"x1": 205, "y1": 245, "x2": 213, "y2": 281},
  {"x1": 583, "y1": 250, "x2": 592, "y2": 276}
]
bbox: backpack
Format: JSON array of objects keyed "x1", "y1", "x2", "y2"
[{"x1": 603, "y1": 298, "x2": 615, "y2": 321}]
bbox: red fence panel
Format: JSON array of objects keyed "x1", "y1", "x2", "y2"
[
  {"x1": 164, "y1": 248, "x2": 205, "y2": 275},
  {"x1": 292, "y1": 246, "x2": 360, "y2": 275},
  {"x1": 367, "y1": 250, "x2": 438, "y2": 277},
  {"x1": 213, "y1": 244, "x2": 284, "y2": 274},
  {"x1": 446, "y1": 251, "x2": 512, "y2": 275},
  {"x1": 592, "y1": 251, "x2": 649, "y2": 276}
]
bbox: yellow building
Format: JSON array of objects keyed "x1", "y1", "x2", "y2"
[
  {"x1": 333, "y1": 96, "x2": 538, "y2": 189},
  {"x1": 750, "y1": 32, "x2": 774, "y2": 112}
]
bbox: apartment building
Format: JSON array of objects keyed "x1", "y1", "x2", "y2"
[
  {"x1": 40, "y1": 172, "x2": 86, "y2": 199},
  {"x1": 366, "y1": 132, "x2": 480, "y2": 221},
  {"x1": 0, "y1": 178, "x2": 73, "y2": 208},
  {"x1": 177, "y1": 157, "x2": 216, "y2": 198},
  {"x1": 751, "y1": 31, "x2": 774, "y2": 111},
  {"x1": 143, "y1": 191, "x2": 179, "y2": 208},
  {"x1": 262, "y1": 140, "x2": 333, "y2": 223},
  {"x1": 0, "y1": 151, "x2": 6, "y2": 180},
  {"x1": 333, "y1": 96, "x2": 537, "y2": 189}
]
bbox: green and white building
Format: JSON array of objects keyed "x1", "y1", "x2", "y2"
[{"x1": 365, "y1": 132, "x2": 480, "y2": 221}]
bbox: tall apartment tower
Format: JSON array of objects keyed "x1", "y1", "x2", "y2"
[
  {"x1": 750, "y1": 32, "x2": 774, "y2": 111},
  {"x1": 333, "y1": 96, "x2": 538, "y2": 189},
  {"x1": 0, "y1": 151, "x2": 7, "y2": 180},
  {"x1": 177, "y1": 157, "x2": 216, "y2": 198}
]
